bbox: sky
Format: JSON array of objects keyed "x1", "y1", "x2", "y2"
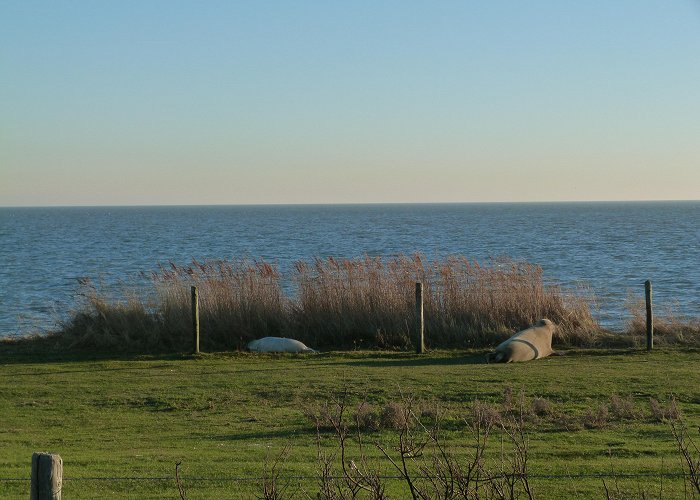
[{"x1": 1, "y1": 1, "x2": 699, "y2": 206}]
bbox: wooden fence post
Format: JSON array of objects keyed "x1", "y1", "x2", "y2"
[
  {"x1": 645, "y1": 280, "x2": 653, "y2": 351},
  {"x1": 191, "y1": 286, "x2": 200, "y2": 354},
  {"x1": 30, "y1": 452, "x2": 62, "y2": 500},
  {"x1": 415, "y1": 282, "x2": 425, "y2": 354}
]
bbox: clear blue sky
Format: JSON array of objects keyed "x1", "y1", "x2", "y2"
[{"x1": 2, "y1": 1, "x2": 699, "y2": 206}]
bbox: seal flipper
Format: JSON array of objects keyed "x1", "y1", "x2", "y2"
[{"x1": 486, "y1": 351, "x2": 506, "y2": 363}]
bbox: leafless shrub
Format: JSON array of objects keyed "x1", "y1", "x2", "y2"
[
  {"x1": 311, "y1": 391, "x2": 388, "y2": 499},
  {"x1": 302, "y1": 391, "x2": 540, "y2": 500},
  {"x1": 262, "y1": 444, "x2": 292, "y2": 500},
  {"x1": 669, "y1": 419, "x2": 700, "y2": 495},
  {"x1": 303, "y1": 400, "x2": 344, "y2": 432},
  {"x1": 491, "y1": 408, "x2": 535, "y2": 500},
  {"x1": 295, "y1": 392, "x2": 700, "y2": 500},
  {"x1": 310, "y1": 401, "x2": 346, "y2": 500},
  {"x1": 601, "y1": 447, "x2": 632, "y2": 500},
  {"x1": 425, "y1": 413, "x2": 491, "y2": 499}
]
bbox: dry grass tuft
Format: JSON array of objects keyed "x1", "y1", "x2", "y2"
[
  {"x1": 649, "y1": 397, "x2": 682, "y2": 422},
  {"x1": 609, "y1": 394, "x2": 640, "y2": 421},
  {"x1": 625, "y1": 297, "x2": 700, "y2": 347},
  {"x1": 470, "y1": 400, "x2": 503, "y2": 427},
  {"x1": 60, "y1": 283, "x2": 166, "y2": 352},
  {"x1": 583, "y1": 404, "x2": 610, "y2": 429},
  {"x1": 353, "y1": 402, "x2": 381, "y2": 431},
  {"x1": 380, "y1": 402, "x2": 411, "y2": 430},
  {"x1": 531, "y1": 397, "x2": 553, "y2": 417}
]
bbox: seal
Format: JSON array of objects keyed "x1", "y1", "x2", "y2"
[
  {"x1": 486, "y1": 319, "x2": 556, "y2": 363},
  {"x1": 247, "y1": 337, "x2": 316, "y2": 353}
]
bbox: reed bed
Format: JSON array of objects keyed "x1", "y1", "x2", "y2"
[{"x1": 52, "y1": 254, "x2": 608, "y2": 352}]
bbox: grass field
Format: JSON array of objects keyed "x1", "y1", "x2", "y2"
[{"x1": 1, "y1": 346, "x2": 699, "y2": 499}]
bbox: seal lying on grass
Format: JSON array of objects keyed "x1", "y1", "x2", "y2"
[
  {"x1": 247, "y1": 337, "x2": 316, "y2": 353},
  {"x1": 486, "y1": 319, "x2": 556, "y2": 363}
]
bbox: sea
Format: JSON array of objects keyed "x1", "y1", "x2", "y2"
[{"x1": 0, "y1": 202, "x2": 698, "y2": 337}]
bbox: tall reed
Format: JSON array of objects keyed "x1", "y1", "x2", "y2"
[
  {"x1": 294, "y1": 254, "x2": 599, "y2": 348},
  {"x1": 60, "y1": 280, "x2": 163, "y2": 351},
  {"x1": 154, "y1": 259, "x2": 288, "y2": 350},
  {"x1": 56, "y1": 254, "x2": 604, "y2": 352}
]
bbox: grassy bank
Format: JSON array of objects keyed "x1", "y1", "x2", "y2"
[{"x1": 0, "y1": 347, "x2": 698, "y2": 498}]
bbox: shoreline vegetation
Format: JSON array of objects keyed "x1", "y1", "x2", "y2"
[{"x1": 4, "y1": 254, "x2": 699, "y2": 354}]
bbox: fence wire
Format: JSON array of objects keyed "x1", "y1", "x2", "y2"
[{"x1": 0, "y1": 471, "x2": 695, "y2": 483}]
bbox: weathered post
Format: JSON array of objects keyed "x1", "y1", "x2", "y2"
[
  {"x1": 645, "y1": 280, "x2": 653, "y2": 351},
  {"x1": 30, "y1": 452, "x2": 62, "y2": 500},
  {"x1": 191, "y1": 285, "x2": 200, "y2": 354},
  {"x1": 415, "y1": 282, "x2": 425, "y2": 354}
]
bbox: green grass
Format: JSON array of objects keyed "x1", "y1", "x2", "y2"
[{"x1": 0, "y1": 346, "x2": 698, "y2": 499}]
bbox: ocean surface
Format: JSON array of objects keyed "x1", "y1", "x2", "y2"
[{"x1": 0, "y1": 202, "x2": 698, "y2": 336}]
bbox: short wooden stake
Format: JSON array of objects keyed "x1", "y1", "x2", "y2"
[
  {"x1": 645, "y1": 280, "x2": 653, "y2": 351},
  {"x1": 415, "y1": 282, "x2": 425, "y2": 354},
  {"x1": 30, "y1": 452, "x2": 62, "y2": 500},
  {"x1": 191, "y1": 285, "x2": 200, "y2": 354}
]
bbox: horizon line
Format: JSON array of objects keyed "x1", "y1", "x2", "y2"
[{"x1": 1, "y1": 199, "x2": 698, "y2": 209}]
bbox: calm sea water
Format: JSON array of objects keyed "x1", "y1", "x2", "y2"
[{"x1": 1, "y1": 202, "x2": 698, "y2": 336}]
